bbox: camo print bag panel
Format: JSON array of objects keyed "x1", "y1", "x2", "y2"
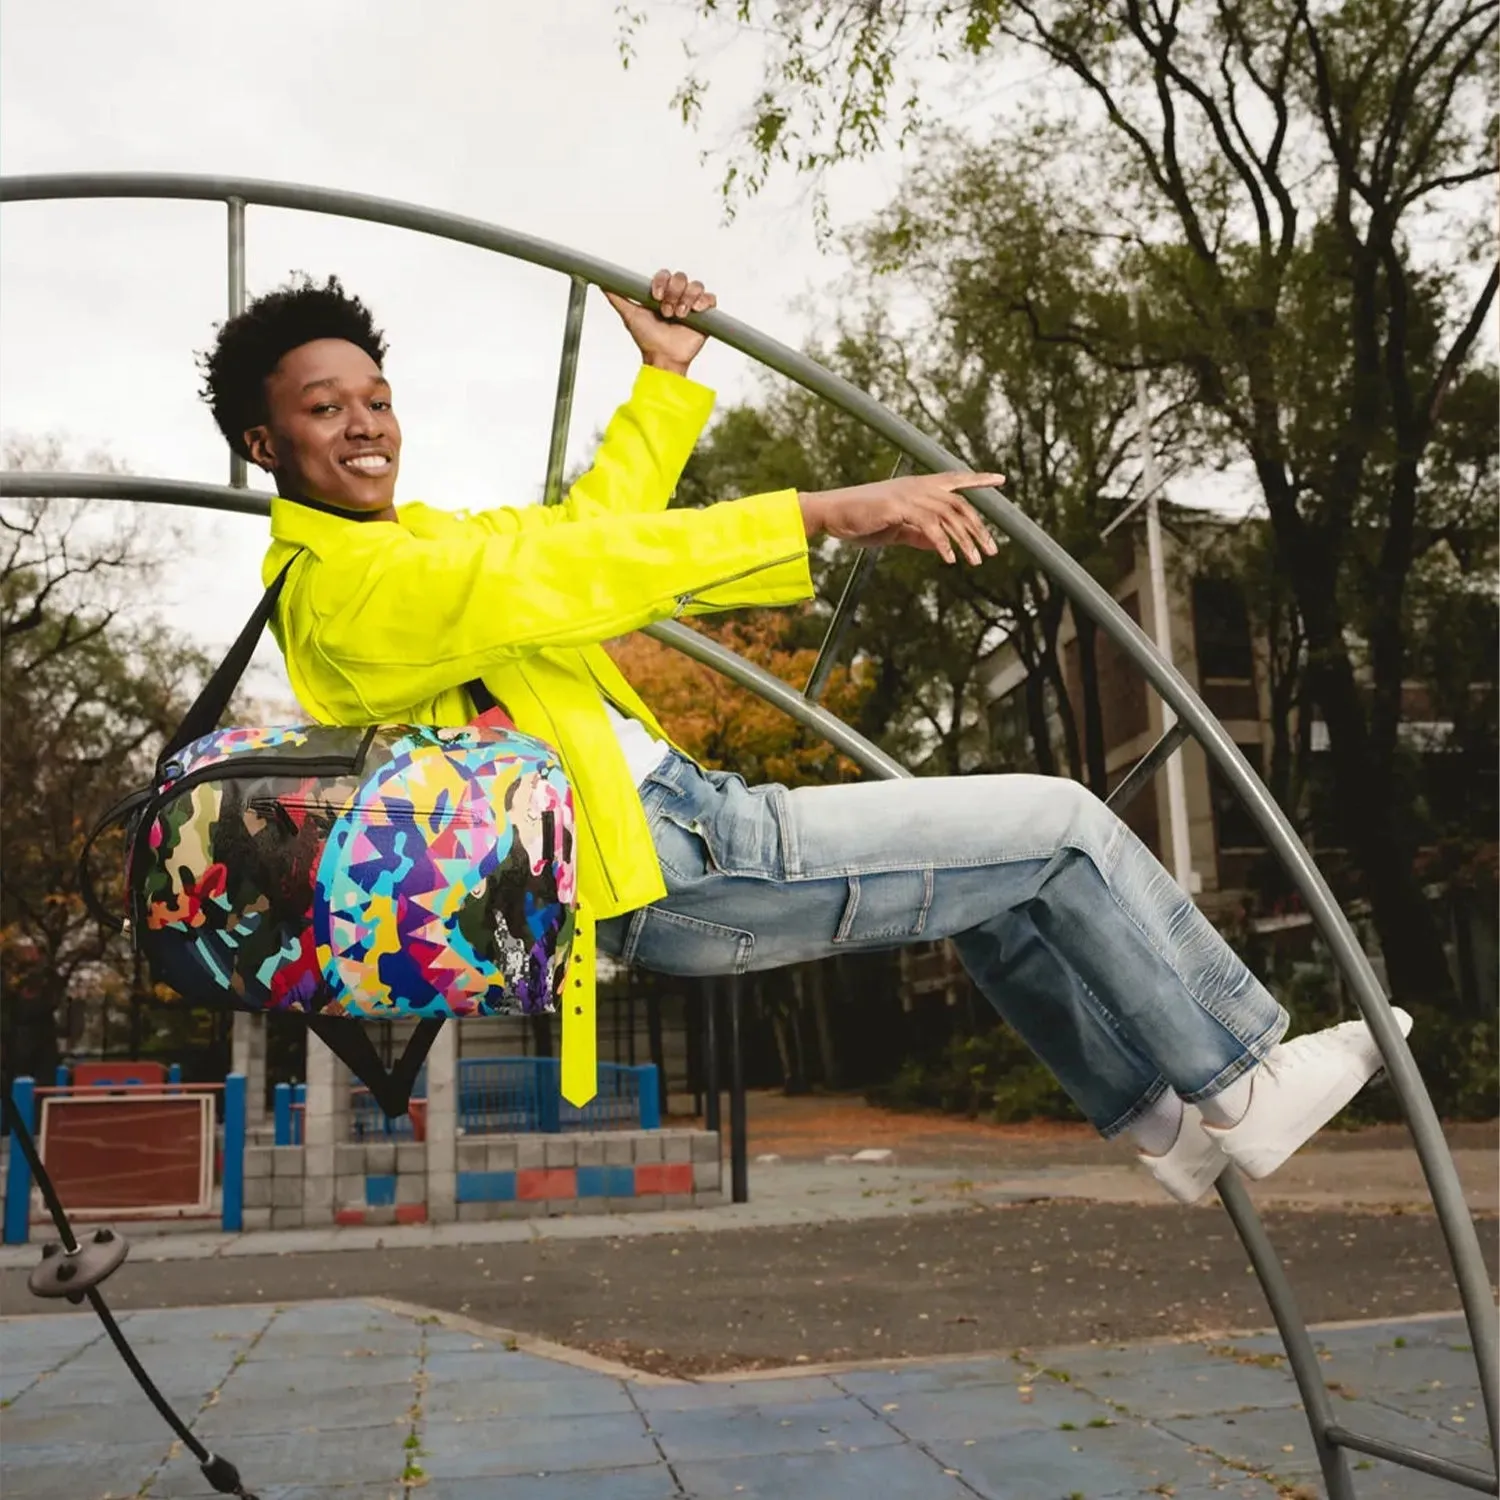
[{"x1": 129, "y1": 719, "x2": 576, "y2": 1019}]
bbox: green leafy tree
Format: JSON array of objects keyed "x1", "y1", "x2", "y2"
[
  {"x1": 628, "y1": 0, "x2": 1498, "y2": 1007},
  {"x1": 1, "y1": 443, "x2": 216, "y2": 1089},
  {"x1": 673, "y1": 177, "x2": 1200, "y2": 786}
]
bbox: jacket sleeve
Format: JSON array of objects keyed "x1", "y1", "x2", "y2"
[
  {"x1": 300, "y1": 491, "x2": 813, "y2": 720},
  {"x1": 468, "y1": 366, "x2": 715, "y2": 535}
]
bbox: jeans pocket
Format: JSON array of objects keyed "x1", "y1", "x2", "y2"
[
  {"x1": 623, "y1": 905, "x2": 754, "y2": 976},
  {"x1": 651, "y1": 770, "x2": 787, "y2": 883},
  {"x1": 652, "y1": 808, "x2": 717, "y2": 884},
  {"x1": 835, "y1": 868, "x2": 935, "y2": 944}
]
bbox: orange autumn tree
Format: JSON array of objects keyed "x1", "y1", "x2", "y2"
[{"x1": 606, "y1": 609, "x2": 869, "y2": 788}]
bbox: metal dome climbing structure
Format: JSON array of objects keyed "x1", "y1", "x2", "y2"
[{"x1": 0, "y1": 173, "x2": 1494, "y2": 1500}]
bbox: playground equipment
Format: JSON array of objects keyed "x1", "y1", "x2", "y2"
[
  {"x1": 4, "y1": 1070, "x2": 247, "y2": 1242},
  {"x1": 0, "y1": 173, "x2": 1494, "y2": 1500}
]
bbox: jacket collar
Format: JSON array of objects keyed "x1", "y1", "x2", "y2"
[{"x1": 269, "y1": 495, "x2": 404, "y2": 551}]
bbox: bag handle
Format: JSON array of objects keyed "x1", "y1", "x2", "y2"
[
  {"x1": 77, "y1": 786, "x2": 156, "y2": 933},
  {"x1": 466, "y1": 677, "x2": 515, "y2": 729}
]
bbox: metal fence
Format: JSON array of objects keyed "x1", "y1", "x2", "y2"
[
  {"x1": 458, "y1": 1058, "x2": 660, "y2": 1135},
  {"x1": 287, "y1": 1059, "x2": 662, "y2": 1143}
]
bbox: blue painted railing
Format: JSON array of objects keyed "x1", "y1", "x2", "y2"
[
  {"x1": 273, "y1": 1082, "x2": 306, "y2": 1145},
  {"x1": 278, "y1": 1058, "x2": 661, "y2": 1142},
  {"x1": 3, "y1": 1077, "x2": 35, "y2": 1245},
  {"x1": 458, "y1": 1058, "x2": 660, "y2": 1135}
]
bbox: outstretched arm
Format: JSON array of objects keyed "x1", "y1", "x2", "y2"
[{"x1": 295, "y1": 489, "x2": 813, "y2": 721}]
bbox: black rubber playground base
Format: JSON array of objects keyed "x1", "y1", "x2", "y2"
[{"x1": 4, "y1": 1200, "x2": 1494, "y2": 1378}]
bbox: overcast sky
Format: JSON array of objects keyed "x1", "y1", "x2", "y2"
[
  {"x1": 0, "y1": 1, "x2": 928, "y2": 696},
  {"x1": 10, "y1": 5, "x2": 1477, "y2": 708}
]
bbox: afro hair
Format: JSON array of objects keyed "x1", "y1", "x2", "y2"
[{"x1": 198, "y1": 272, "x2": 389, "y2": 461}]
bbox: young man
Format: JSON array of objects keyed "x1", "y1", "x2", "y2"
[{"x1": 200, "y1": 270, "x2": 1410, "y2": 1203}]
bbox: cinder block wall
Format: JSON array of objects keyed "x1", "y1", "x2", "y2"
[
  {"x1": 241, "y1": 1145, "x2": 309, "y2": 1231},
  {"x1": 240, "y1": 1129, "x2": 721, "y2": 1231}
]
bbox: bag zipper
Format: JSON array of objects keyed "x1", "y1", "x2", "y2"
[
  {"x1": 131, "y1": 728, "x2": 377, "y2": 935},
  {"x1": 158, "y1": 726, "x2": 378, "y2": 799},
  {"x1": 251, "y1": 796, "x2": 485, "y2": 829}
]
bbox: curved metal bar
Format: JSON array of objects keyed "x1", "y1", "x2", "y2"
[
  {"x1": 0, "y1": 171, "x2": 711, "y2": 310},
  {"x1": 1322, "y1": 1425, "x2": 1499, "y2": 1494},
  {"x1": 3, "y1": 174, "x2": 1494, "y2": 1474},
  {"x1": 1216, "y1": 1172, "x2": 1355, "y2": 1498},
  {"x1": 646, "y1": 620, "x2": 909, "y2": 781},
  {"x1": 0, "y1": 471, "x2": 274, "y2": 517},
  {"x1": 0, "y1": 472, "x2": 909, "y2": 783}
]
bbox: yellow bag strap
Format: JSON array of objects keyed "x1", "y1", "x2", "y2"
[{"x1": 560, "y1": 902, "x2": 597, "y2": 1106}]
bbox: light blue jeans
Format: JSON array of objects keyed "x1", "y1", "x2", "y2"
[{"x1": 596, "y1": 751, "x2": 1289, "y2": 1138}]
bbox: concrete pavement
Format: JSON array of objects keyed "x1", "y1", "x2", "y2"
[
  {"x1": 4, "y1": 1145, "x2": 1493, "y2": 1271},
  {"x1": 1, "y1": 1299, "x2": 1491, "y2": 1498}
]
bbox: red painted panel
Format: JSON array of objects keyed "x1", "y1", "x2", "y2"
[
  {"x1": 517, "y1": 1168, "x2": 576, "y2": 1201},
  {"x1": 41, "y1": 1097, "x2": 205, "y2": 1212},
  {"x1": 634, "y1": 1163, "x2": 692, "y2": 1195},
  {"x1": 72, "y1": 1061, "x2": 167, "y2": 1089}
]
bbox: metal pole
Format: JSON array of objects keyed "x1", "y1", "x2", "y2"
[
  {"x1": 804, "y1": 455, "x2": 914, "y2": 704},
  {"x1": 543, "y1": 277, "x2": 588, "y2": 506},
  {"x1": 1321, "y1": 1424, "x2": 1498, "y2": 1492},
  {"x1": 702, "y1": 978, "x2": 720, "y2": 1135},
  {"x1": 1129, "y1": 290, "x2": 1195, "y2": 894},
  {"x1": 727, "y1": 977, "x2": 748, "y2": 1203},
  {"x1": 1105, "y1": 721, "x2": 1192, "y2": 817},
  {"x1": 226, "y1": 197, "x2": 247, "y2": 490},
  {"x1": 804, "y1": 550, "x2": 879, "y2": 704},
  {"x1": 1216, "y1": 1172, "x2": 1356, "y2": 1499},
  {"x1": 646, "y1": 988, "x2": 667, "y2": 1118},
  {"x1": 221, "y1": 1073, "x2": 245, "y2": 1234}
]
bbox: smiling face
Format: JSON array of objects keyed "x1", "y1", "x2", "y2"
[{"x1": 245, "y1": 338, "x2": 401, "y2": 518}]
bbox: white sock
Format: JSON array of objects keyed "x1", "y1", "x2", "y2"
[
  {"x1": 1199, "y1": 1069, "x2": 1255, "y2": 1128},
  {"x1": 1127, "y1": 1090, "x2": 1185, "y2": 1157}
]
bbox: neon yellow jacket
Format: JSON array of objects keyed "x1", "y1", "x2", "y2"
[{"x1": 262, "y1": 365, "x2": 814, "y2": 1101}]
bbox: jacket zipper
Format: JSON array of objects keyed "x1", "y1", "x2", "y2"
[{"x1": 672, "y1": 551, "x2": 804, "y2": 615}]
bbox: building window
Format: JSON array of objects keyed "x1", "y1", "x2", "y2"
[
  {"x1": 1211, "y1": 741, "x2": 1270, "y2": 853},
  {"x1": 1193, "y1": 577, "x2": 1255, "y2": 682}
]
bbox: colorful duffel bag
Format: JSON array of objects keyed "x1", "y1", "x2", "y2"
[{"x1": 81, "y1": 554, "x2": 589, "y2": 1110}]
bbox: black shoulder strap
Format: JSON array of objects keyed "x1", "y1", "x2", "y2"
[
  {"x1": 306, "y1": 1012, "x2": 445, "y2": 1118},
  {"x1": 158, "y1": 553, "x2": 303, "y2": 770},
  {"x1": 159, "y1": 550, "x2": 503, "y2": 768}
]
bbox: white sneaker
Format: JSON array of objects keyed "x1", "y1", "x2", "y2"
[
  {"x1": 1138, "y1": 1103, "x2": 1229, "y2": 1204},
  {"x1": 1202, "y1": 1009, "x2": 1414, "y2": 1180}
]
